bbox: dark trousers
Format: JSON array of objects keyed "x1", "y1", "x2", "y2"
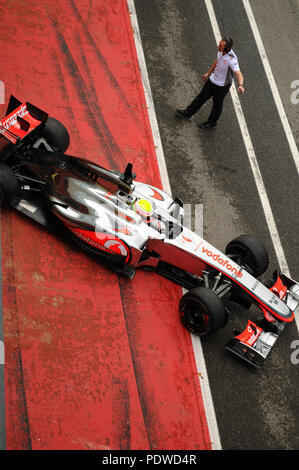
[{"x1": 185, "y1": 79, "x2": 231, "y2": 123}]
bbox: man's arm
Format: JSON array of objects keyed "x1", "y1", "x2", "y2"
[
  {"x1": 234, "y1": 70, "x2": 245, "y2": 95},
  {"x1": 202, "y1": 60, "x2": 217, "y2": 82}
]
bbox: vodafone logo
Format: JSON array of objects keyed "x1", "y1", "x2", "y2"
[
  {"x1": 236, "y1": 321, "x2": 262, "y2": 347},
  {"x1": 246, "y1": 325, "x2": 259, "y2": 345},
  {"x1": 103, "y1": 239, "x2": 128, "y2": 257},
  {"x1": 202, "y1": 246, "x2": 243, "y2": 278},
  {"x1": 67, "y1": 226, "x2": 129, "y2": 261}
]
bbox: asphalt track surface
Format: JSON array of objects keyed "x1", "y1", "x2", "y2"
[
  {"x1": 0, "y1": 0, "x2": 298, "y2": 452},
  {"x1": 134, "y1": 0, "x2": 299, "y2": 450}
]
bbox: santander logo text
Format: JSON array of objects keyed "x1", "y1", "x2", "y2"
[
  {"x1": 0, "y1": 104, "x2": 28, "y2": 132},
  {"x1": 202, "y1": 245, "x2": 243, "y2": 278}
]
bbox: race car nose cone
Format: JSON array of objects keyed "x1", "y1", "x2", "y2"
[{"x1": 290, "y1": 284, "x2": 299, "y2": 301}]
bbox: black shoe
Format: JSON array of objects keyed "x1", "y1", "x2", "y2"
[
  {"x1": 198, "y1": 121, "x2": 217, "y2": 129},
  {"x1": 176, "y1": 109, "x2": 192, "y2": 121}
]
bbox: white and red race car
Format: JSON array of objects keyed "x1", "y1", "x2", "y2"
[{"x1": 0, "y1": 96, "x2": 298, "y2": 367}]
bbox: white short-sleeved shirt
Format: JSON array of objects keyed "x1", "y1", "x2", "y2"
[{"x1": 209, "y1": 50, "x2": 240, "y2": 87}]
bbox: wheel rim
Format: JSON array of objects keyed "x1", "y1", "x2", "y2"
[{"x1": 181, "y1": 298, "x2": 210, "y2": 335}]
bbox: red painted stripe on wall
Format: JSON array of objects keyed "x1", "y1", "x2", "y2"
[{"x1": 0, "y1": 0, "x2": 211, "y2": 449}]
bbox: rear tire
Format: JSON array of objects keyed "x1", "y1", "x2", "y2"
[
  {"x1": 225, "y1": 234, "x2": 269, "y2": 277},
  {"x1": 0, "y1": 163, "x2": 18, "y2": 206},
  {"x1": 179, "y1": 287, "x2": 227, "y2": 336},
  {"x1": 40, "y1": 117, "x2": 70, "y2": 153}
]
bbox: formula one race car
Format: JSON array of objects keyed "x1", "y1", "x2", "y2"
[{"x1": 0, "y1": 95, "x2": 298, "y2": 367}]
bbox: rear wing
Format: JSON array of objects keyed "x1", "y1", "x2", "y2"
[{"x1": 0, "y1": 95, "x2": 48, "y2": 145}]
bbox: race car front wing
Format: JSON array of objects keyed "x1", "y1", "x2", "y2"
[
  {"x1": 225, "y1": 318, "x2": 286, "y2": 368},
  {"x1": 226, "y1": 272, "x2": 299, "y2": 367}
]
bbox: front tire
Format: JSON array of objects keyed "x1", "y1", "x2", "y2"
[
  {"x1": 225, "y1": 234, "x2": 269, "y2": 277},
  {"x1": 179, "y1": 287, "x2": 227, "y2": 336}
]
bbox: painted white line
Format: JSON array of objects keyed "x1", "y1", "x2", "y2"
[
  {"x1": 243, "y1": 0, "x2": 299, "y2": 175},
  {"x1": 127, "y1": 0, "x2": 222, "y2": 451},
  {"x1": 190, "y1": 334, "x2": 222, "y2": 450},
  {"x1": 127, "y1": 2, "x2": 171, "y2": 196},
  {"x1": 205, "y1": 0, "x2": 299, "y2": 333}
]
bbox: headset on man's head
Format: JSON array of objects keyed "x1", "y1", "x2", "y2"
[{"x1": 223, "y1": 36, "x2": 233, "y2": 53}]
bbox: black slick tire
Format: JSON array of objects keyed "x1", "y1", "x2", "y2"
[
  {"x1": 225, "y1": 234, "x2": 269, "y2": 277},
  {"x1": 0, "y1": 163, "x2": 18, "y2": 206},
  {"x1": 179, "y1": 287, "x2": 227, "y2": 336},
  {"x1": 41, "y1": 117, "x2": 70, "y2": 153}
]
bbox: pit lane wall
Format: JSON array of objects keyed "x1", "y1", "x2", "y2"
[{"x1": 0, "y1": 0, "x2": 211, "y2": 450}]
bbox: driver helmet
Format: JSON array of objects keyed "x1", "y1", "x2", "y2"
[{"x1": 133, "y1": 198, "x2": 154, "y2": 218}]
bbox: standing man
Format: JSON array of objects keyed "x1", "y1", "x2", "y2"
[{"x1": 176, "y1": 37, "x2": 245, "y2": 129}]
